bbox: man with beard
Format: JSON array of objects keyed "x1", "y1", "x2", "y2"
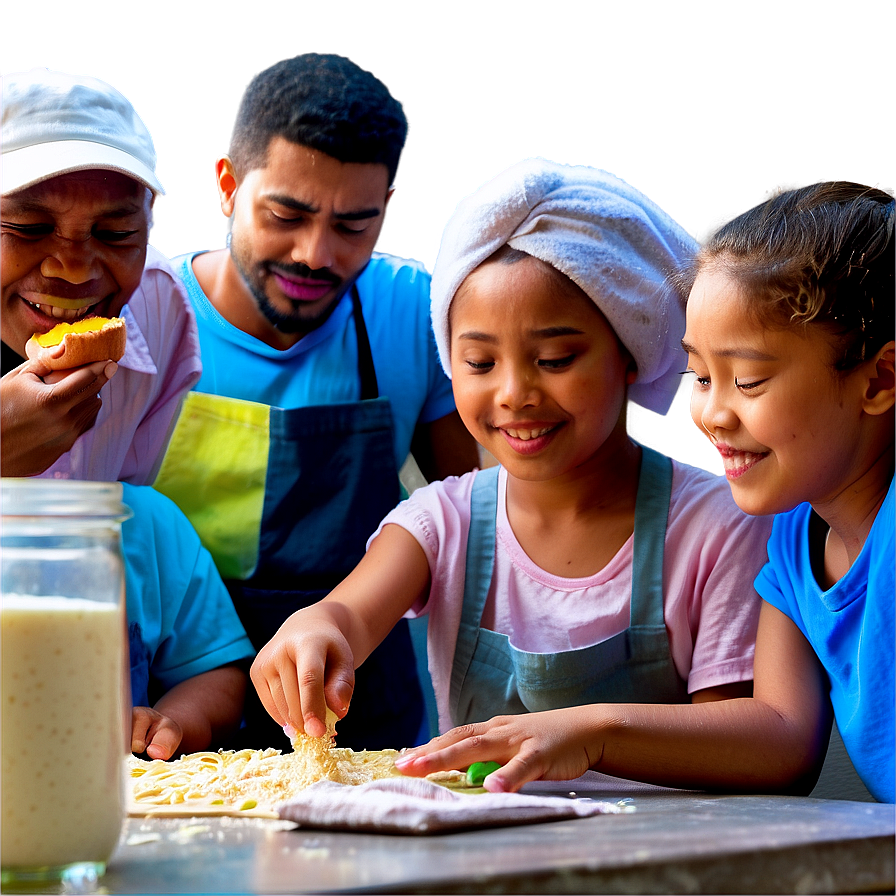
[
  {"x1": 1, "y1": 69, "x2": 201, "y2": 481},
  {"x1": 152, "y1": 54, "x2": 479, "y2": 752}
]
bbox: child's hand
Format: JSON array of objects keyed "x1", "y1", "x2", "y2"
[
  {"x1": 131, "y1": 706, "x2": 184, "y2": 760},
  {"x1": 393, "y1": 707, "x2": 596, "y2": 793},
  {"x1": 250, "y1": 605, "x2": 356, "y2": 740}
]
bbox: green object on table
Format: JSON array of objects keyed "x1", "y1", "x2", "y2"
[{"x1": 466, "y1": 761, "x2": 502, "y2": 786}]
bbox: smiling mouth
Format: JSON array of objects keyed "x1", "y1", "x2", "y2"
[
  {"x1": 497, "y1": 423, "x2": 563, "y2": 457},
  {"x1": 502, "y1": 426, "x2": 555, "y2": 441},
  {"x1": 715, "y1": 444, "x2": 769, "y2": 480},
  {"x1": 25, "y1": 297, "x2": 101, "y2": 322}
]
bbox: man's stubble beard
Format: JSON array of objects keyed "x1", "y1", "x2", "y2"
[{"x1": 229, "y1": 234, "x2": 345, "y2": 336}]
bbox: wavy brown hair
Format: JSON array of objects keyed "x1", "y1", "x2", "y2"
[{"x1": 680, "y1": 182, "x2": 894, "y2": 371}]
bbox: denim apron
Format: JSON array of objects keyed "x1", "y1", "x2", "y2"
[
  {"x1": 154, "y1": 287, "x2": 424, "y2": 750},
  {"x1": 449, "y1": 445, "x2": 688, "y2": 727}
]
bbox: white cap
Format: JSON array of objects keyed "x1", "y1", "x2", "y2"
[{"x1": 1, "y1": 68, "x2": 164, "y2": 196}]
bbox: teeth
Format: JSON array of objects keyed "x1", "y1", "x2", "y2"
[
  {"x1": 504, "y1": 426, "x2": 553, "y2": 441},
  {"x1": 27, "y1": 301, "x2": 95, "y2": 322},
  {"x1": 720, "y1": 450, "x2": 765, "y2": 472}
]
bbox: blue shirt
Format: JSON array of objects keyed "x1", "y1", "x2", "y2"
[
  {"x1": 174, "y1": 252, "x2": 457, "y2": 473},
  {"x1": 122, "y1": 483, "x2": 254, "y2": 705},
  {"x1": 755, "y1": 478, "x2": 895, "y2": 802}
]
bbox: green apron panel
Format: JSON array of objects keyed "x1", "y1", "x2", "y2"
[{"x1": 154, "y1": 391, "x2": 269, "y2": 580}]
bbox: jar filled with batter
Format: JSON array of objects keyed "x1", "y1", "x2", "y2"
[{"x1": 1, "y1": 478, "x2": 131, "y2": 889}]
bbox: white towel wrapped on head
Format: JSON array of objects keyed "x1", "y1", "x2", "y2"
[{"x1": 430, "y1": 158, "x2": 698, "y2": 415}]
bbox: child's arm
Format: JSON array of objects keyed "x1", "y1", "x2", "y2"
[
  {"x1": 395, "y1": 603, "x2": 833, "y2": 794},
  {"x1": 250, "y1": 523, "x2": 431, "y2": 739},
  {"x1": 131, "y1": 663, "x2": 248, "y2": 760}
]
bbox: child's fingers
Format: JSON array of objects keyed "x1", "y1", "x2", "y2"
[
  {"x1": 481, "y1": 755, "x2": 538, "y2": 793},
  {"x1": 249, "y1": 645, "x2": 287, "y2": 726},
  {"x1": 394, "y1": 723, "x2": 493, "y2": 776},
  {"x1": 323, "y1": 664, "x2": 355, "y2": 721},
  {"x1": 296, "y1": 654, "x2": 331, "y2": 739},
  {"x1": 250, "y1": 660, "x2": 288, "y2": 729},
  {"x1": 130, "y1": 707, "x2": 154, "y2": 754},
  {"x1": 262, "y1": 673, "x2": 291, "y2": 730},
  {"x1": 274, "y1": 660, "x2": 302, "y2": 731},
  {"x1": 131, "y1": 707, "x2": 183, "y2": 761},
  {"x1": 298, "y1": 641, "x2": 355, "y2": 738},
  {"x1": 145, "y1": 724, "x2": 183, "y2": 761}
]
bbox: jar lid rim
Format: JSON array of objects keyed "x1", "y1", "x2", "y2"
[{"x1": 1, "y1": 478, "x2": 130, "y2": 518}]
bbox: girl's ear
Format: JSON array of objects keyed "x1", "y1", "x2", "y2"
[
  {"x1": 215, "y1": 156, "x2": 239, "y2": 217},
  {"x1": 862, "y1": 341, "x2": 895, "y2": 416}
]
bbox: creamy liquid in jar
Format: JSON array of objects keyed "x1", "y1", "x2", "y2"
[{"x1": 1, "y1": 594, "x2": 125, "y2": 870}]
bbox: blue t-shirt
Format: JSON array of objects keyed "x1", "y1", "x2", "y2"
[
  {"x1": 174, "y1": 252, "x2": 456, "y2": 473},
  {"x1": 122, "y1": 483, "x2": 254, "y2": 706},
  {"x1": 755, "y1": 478, "x2": 895, "y2": 802}
]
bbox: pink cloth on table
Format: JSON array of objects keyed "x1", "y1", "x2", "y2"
[{"x1": 277, "y1": 777, "x2": 625, "y2": 834}]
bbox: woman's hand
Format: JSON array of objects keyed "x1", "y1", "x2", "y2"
[{"x1": 0, "y1": 357, "x2": 117, "y2": 475}]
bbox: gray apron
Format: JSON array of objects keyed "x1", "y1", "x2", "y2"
[{"x1": 449, "y1": 445, "x2": 688, "y2": 727}]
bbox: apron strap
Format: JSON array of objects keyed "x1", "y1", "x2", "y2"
[
  {"x1": 449, "y1": 465, "x2": 500, "y2": 723},
  {"x1": 630, "y1": 445, "x2": 673, "y2": 627},
  {"x1": 448, "y1": 447, "x2": 673, "y2": 720},
  {"x1": 351, "y1": 285, "x2": 379, "y2": 401}
]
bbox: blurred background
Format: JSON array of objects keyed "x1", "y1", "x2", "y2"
[{"x1": 3, "y1": 0, "x2": 892, "y2": 474}]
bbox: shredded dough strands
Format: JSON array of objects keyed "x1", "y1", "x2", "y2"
[{"x1": 129, "y1": 734, "x2": 403, "y2": 812}]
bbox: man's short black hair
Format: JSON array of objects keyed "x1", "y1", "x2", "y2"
[{"x1": 229, "y1": 53, "x2": 408, "y2": 184}]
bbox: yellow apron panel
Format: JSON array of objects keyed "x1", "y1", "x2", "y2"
[{"x1": 154, "y1": 391, "x2": 269, "y2": 580}]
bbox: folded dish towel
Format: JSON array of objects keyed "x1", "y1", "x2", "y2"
[
  {"x1": 430, "y1": 158, "x2": 698, "y2": 415},
  {"x1": 277, "y1": 776, "x2": 625, "y2": 834}
]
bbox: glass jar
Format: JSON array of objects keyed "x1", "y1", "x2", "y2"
[{"x1": 1, "y1": 478, "x2": 131, "y2": 890}]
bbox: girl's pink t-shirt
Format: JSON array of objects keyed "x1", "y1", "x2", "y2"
[{"x1": 370, "y1": 459, "x2": 774, "y2": 733}]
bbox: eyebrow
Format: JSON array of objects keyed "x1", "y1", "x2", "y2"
[
  {"x1": 266, "y1": 193, "x2": 382, "y2": 221},
  {"x1": 680, "y1": 339, "x2": 778, "y2": 362},
  {"x1": 456, "y1": 325, "x2": 585, "y2": 343}
]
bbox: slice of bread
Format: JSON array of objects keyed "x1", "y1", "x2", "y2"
[{"x1": 26, "y1": 317, "x2": 127, "y2": 370}]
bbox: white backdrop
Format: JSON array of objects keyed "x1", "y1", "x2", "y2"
[{"x1": 3, "y1": 0, "x2": 893, "y2": 474}]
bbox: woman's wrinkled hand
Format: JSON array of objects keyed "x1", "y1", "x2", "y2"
[{"x1": 0, "y1": 357, "x2": 117, "y2": 475}]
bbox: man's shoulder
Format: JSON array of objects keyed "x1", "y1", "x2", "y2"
[{"x1": 361, "y1": 252, "x2": 431, "y2": 294}]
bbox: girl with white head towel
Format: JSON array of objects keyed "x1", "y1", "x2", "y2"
[{"x1": 251, "y1": 159, "x2": 773, "y2": 788}]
